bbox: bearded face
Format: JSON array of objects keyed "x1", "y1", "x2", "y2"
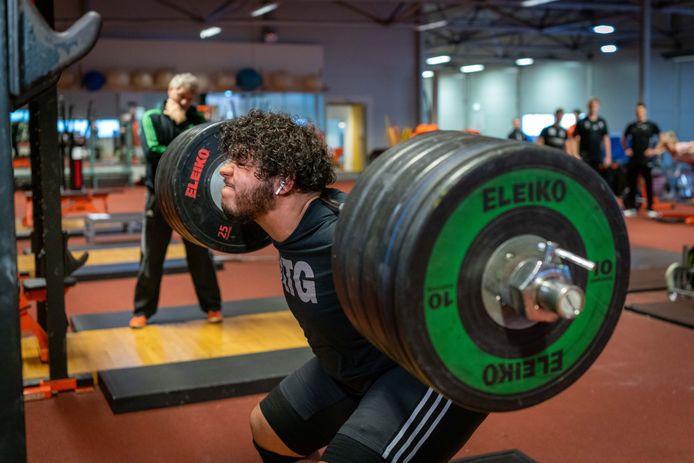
[{"x1": 220, "y1": 167, "x2": 276, "y2": 223}]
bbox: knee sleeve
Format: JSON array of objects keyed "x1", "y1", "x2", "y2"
[
  {"x1": 322, "y1": 434, "x2": 385, "y2": 463},
  {"x1": 253, "y1": 440, "x2": 303, "y2": 463}
]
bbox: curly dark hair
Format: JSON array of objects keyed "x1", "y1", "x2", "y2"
[{"x1": 218, "y1": 110, "x2": 336, "y2": 192}]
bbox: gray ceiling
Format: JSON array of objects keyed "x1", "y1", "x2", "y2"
[{"x1": 55, "y1": 1, "x2": 694, "y2": 65}]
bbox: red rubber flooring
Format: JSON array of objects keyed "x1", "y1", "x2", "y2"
[{"x1": 15, "y1": 185, "x2": 694, "y2": 463}]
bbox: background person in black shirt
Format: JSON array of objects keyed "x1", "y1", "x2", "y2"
[
  {"x1": 574, "y1": 97, "x2": 612, "y2": 176},
  {"x1": 129, "y1": 73, "x2": 222, "y2": 328},
  {"x1": 537, "y1": 108, "x2": 573, "y2": 155},
  {"x1": 621, "y1": 102, "x2": 661, "y2": 217},
  {"x1": 507, "y1": 117, "x2": 529, "y2": 141},
  {"x1": 218, "y1": 110, "x2": 486, "y2": 463}
]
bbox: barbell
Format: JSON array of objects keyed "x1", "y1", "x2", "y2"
[{"x1": 156, "y1": 121, "x2": 630, "y2": 412}]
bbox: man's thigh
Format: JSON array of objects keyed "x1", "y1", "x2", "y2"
[
  {"x1": 329, "y1": 366, "x2": 487, "y2": 463},
  {"x1": 259, "y1": 357, "x2": 359, "y2": 456}
]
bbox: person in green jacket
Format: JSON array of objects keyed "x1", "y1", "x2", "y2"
[{"x1": 130, "y1": 73, "x2": 222, "y2": 328}]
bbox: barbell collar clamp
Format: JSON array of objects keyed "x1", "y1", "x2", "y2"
[{"x1": 538, "y1": 241, "x2": 597, "y2": 272}]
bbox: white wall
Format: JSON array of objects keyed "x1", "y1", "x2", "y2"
[
  {"x1": 77, "y1": 39, "x2": 323, "y2": 75},
  {"x1": 61, "y1": 26, "x2": 418, "y2": 152},
  {"x1": 520, "y1": 61, "x2": 589, "y2": 117},
  {"x1": 437, "y1": 74, "x2": 465, "y2": 130},
  {"x1": 436, "y1": 51, "x2": 694, "y2": 140},
  {"x1": 294, "y1": 28, "x2": 416, "y2": 151},
  {"x1": 470, "y1": 67, "x2": 519, "y2": 137}
]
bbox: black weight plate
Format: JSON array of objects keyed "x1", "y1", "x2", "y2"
[
  {"x1": 334, "y1": 132, "x2": 470, "y2": 362},
  {"x1": 395, "y1": 140, "x2": 629, "y2": 411},
  {"x1": 359, "y1": 134, "x2": 504, "y2": 374},
  {"x1": 155, "y1": 121, "x2": 271, "y2": 253},
  {"x1": 334, "y1": 133, "x2": 455, "y2": 357}
]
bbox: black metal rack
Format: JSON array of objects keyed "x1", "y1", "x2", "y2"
[{"x1": 0, "y1": 1, "x2": 101, "y2": 460}]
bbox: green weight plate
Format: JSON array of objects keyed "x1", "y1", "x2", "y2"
[{"x1": 396, "y1": 142, "x2": 629, "y2": 411}]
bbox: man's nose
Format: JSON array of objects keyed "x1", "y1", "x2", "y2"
[{"x1": 220, "y1": 161, "x2": 233, "y2": 178}]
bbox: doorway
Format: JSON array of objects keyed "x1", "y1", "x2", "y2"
[{"x1": 326, "y1": 103, "x2": 366, "y2": 172}]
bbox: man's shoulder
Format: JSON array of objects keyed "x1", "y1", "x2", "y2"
[
  {"x1": 186, "y1": 106, "x2": 207, "y2": 125},
  {"x1": 142, "y1": 108, "x2": 163, "y2": 120}
]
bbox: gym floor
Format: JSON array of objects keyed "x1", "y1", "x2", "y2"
[{"x1": 15, "y1": 183, "x2": 694, "y2": 463}]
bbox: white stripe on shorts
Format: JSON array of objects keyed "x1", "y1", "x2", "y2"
[{"x1": 382, "y1": 388, "x2": 435, "y2": 460}]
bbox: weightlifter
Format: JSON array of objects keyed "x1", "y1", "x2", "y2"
[
  {"x1": 536, "y1": 108, "x2": 573, "y2": 156},
  {"x1": 507, "y1": 117, "x2": 529, "y2": 142},
  {"x1": 218, "y1": 110, "x2": 487, "y2": 463},
  {"x1": 130, "y1": 73, "x2": 222, "y2": 328},
  {"x1": 573, "y1": 97, "x2": 612, "y2": 177},
  {"x1": 621, "y1": 102, "x2": 661, "y2": 218}
]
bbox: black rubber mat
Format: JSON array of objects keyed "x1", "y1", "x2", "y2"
[
  {"x1": 23, "y1": 240, "x2": 148, "y2": 254},
  {"x1": 626, "y1": 298, "x2": 694, "y2": 329},
  {"x1": 628, "y1": 246, "x2": 680, "y2": 293},
  {"x1": 451, "y1": 449, "x2": 536, "y2": 462},
  {"x1": 629, "y1": 266, "x2": 668, "y2": 292},
  {"x1": 99, "y1": 347, "x2": 314, "y2": 414},
  {"x1": 16, "y1": 228, "x2": 83, "y2": 240},
  {"x1": 631, "y1": 246, "x2": 680, "y2": 269},
  {"x1": 69, "y1": 255, "x2": 224, "y2": 283},
  {"x1": 71, "y1": 296, "x2": 288, "y2": 331}
]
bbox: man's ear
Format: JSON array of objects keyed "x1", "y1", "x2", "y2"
[{"x1": 274, "y1": 177, "x2": 295, "y2": 195}]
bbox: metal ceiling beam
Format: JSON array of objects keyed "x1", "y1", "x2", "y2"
[
  {"x1": 335, "y1": 0, "x2": 389, "y2": 25},
  {"x1": 55, "y1": 17, "x2": 415, "y2": 28},
  {"x1": 205, "y1": 0, "x2": 247, "y2": 22},
  {"x1": 292, "y1": 0, "x2": 694, "y2": 15},
  {"x1": 154, "y1": 0, "x2": 205, "y2": 22},
  {"x1": 486, "y1": 4, "x2": 578, "y2": 52},
  {"x1": 443, "y1": 21, "x2": 656, "y2": 37}
]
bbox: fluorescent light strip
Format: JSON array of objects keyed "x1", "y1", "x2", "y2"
[
  {"x1": 200, "y1": 26, "x2": 221, "y2": 39},
  {"x1": 600, "y1": 44, "x2": 618, "y2": 53},
  {"x1": 251, "y1": 2, "x2": 279, "y2": 17},
  {"x1": 460, "y1": 64, "x2": 484, "y2": 73},
  {"x1": 521, "y1": 0, "x2": 559, "y2": 7},
  {"x1": 422, "y1": 70, "x2": 434, "y2": 78},
  {"x1": 416, "y1": 20, "x2": 448, "y2": 32},
  {"x1": 593, "y1": 24, "x2": 615, "y2": 34},
  {"x1": 425, "y1": 55, "x2": 451, "y2": 65},
  {"x1": 515, "y1": 57, "x2": 534, "y2": 66}
]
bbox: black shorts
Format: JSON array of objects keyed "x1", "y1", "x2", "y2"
[{"x1": 259, "y1": 357, "x2": 487, "y2": 463}]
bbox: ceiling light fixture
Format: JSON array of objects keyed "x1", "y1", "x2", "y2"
[
  {"x1": 251, "y1": 2, "x2": 279, "y2": 17},
  {"x1": 515, "y1": 57, "x2": 534, "y2": 66},
  {"x1": 416, "y1": 20, "x2": 448, "y2": 32},
  {"x1": 593, "y1": 24, "x2": 615, "y2": 34},
  {"x1": 422, "y1": 70, "x2": 434, "y2": 78},
  {"x1": 199, "y1": 26, "x2": 222, "y2": 39},
  {"x1": 600, "y1": 44, "x2": 618, "y2": 53},
  {"x1": 521, "y1": 0, "x2": 559, "y2": 7},
  {"x1": 460, "y1": 64, "x2": 485, "y2": 73},
  {"x1": 426, "y1": 55, "x2": 451, "y2": 65}
]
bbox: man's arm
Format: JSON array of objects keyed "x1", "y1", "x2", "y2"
[
  {"x1": 572, "y1": 134, "x2": 581, "y2": 158},
  {"x1": 653, "y1": 132, "x2": 666, "y2": 153},
  {"x1": 603, "y1": 134, "x2": 612, "y2": 165},
  {"x1": 140, "y1": 109, "x2": 167, "y2": 158},
  {"x1": 621, "y1": 126, "x2": 633, "y2": 158},
  {"x1": 645, "y1": 125, "x2": 661, "y2": 157},
  {"x1": 564, "y1": 139, "x2": 579, "y2": 158}
]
